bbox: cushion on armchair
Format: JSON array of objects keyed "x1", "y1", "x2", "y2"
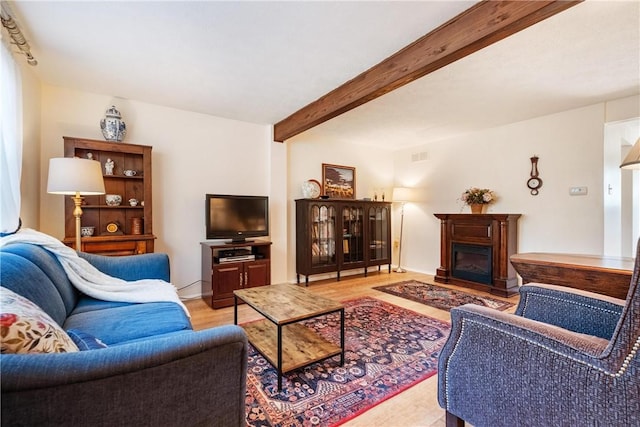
[{"x1": 0, "y1": 287, "x2": 78, "y2": 354}]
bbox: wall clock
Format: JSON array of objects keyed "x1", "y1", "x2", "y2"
[{"x1": 527, "y1": 156, "x2": 543, "y2": 195}]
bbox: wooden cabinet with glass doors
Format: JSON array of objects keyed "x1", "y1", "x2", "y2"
[{"x1": 295, "y1": 199, "x2": 391, "y2": 285}]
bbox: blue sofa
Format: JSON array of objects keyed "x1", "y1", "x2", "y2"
[{"x1": 1, "y1": 243, "x2": 248, "y2": 427}]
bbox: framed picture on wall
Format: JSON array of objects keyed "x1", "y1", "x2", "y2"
[{"x1": 322, "y1": 163, "x2": 356, "y2": 199}]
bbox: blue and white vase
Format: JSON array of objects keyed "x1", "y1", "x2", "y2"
[{"x1": 100, "y1": 105, "x2": 127, "y2": 142}]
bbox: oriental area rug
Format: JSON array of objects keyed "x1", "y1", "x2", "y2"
[
  {"x1": 374, "y1": 280, "x2": 514, "y2": 312},
  {"x1": 244, "y1": 297, "x2": 450, "y2": 427}
]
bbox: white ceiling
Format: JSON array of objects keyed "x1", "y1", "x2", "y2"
[{"x1": 5, "y1": 0, "x2": 640, "y2": 150}]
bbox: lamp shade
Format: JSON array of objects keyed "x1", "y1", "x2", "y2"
[
  {"x1": 392, "y1": 187, "x2": 413, "y2": 202},
  {"x1": 620, "y1": 138, "x2": 640, "y2": 169},
  {"x1": 47, "y1": 157, "x2": 105, "y2": 195}
]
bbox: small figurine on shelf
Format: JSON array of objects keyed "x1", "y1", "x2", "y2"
[
  {"x1": 105, "y1": 158, "x2": 114, "y2": 175},
  {"x1": 86, "y1": 152, "x2": 93, "y2": 160}
]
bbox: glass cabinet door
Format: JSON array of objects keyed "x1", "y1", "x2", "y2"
[
  {"x1": 368, "y1": 206, "x2": 389, "y2": 261},
  {"x1": 311, "y1": 204, "x2": 336, "y2": 267},
  {"x1": 341, "y1": 206, "x2": 364, "y2": 265}
]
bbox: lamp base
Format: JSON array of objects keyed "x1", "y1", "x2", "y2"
[
  {"x1": 72, "y1": 193, "x2": 84, "y2": 252},
  {"x1": 394, "y1": 267, "x2": 407, "y2": 273}
]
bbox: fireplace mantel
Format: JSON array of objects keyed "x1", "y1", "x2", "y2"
[{"x1": 434, "y1": 213, "x2": 521, "y2": 297}]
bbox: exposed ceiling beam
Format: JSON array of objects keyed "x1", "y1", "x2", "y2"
[{"x1": 273, "y1": 0, "x2": 582, "y2": 142}]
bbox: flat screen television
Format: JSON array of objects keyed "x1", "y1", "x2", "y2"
[{"x1": 205, "y1": 194, "x2": 269, "y2": 242}]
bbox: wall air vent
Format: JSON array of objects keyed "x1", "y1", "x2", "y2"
[{"x1": 411, "y1": 151, "x2": 428, "y2": 162}]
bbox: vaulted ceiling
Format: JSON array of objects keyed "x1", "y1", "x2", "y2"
[{"x1": 5, "y1": 0, "x2": 639, "y2": 149}]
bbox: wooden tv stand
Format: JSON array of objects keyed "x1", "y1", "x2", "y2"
[{"x1": 201, "y1": 240, "x2": 271, "y2": 309}]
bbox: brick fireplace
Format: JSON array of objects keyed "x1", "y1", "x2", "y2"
[{"x1": 434, "y1": 213, "x2": 521, "y2": 297}]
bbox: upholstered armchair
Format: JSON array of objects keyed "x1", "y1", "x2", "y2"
[{"x1": 438, "y1": 240, "x2": 640, "y2": 427}]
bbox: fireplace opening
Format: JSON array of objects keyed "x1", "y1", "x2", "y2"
[{"x1": 451, "y1": 243, "x2": 492, "y2": 285}]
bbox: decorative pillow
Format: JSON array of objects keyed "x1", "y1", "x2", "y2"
[
  {"x1": 0, "y1": 287, "x2": 79, "y2": 353},
  {"x1": 66, "y1": 329, "x2": 108, "y2": 351}
]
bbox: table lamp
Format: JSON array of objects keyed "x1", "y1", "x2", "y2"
[
  {"x1": 47, "y1": 157, "x2": 105, "y2": 251},
  {"x1": 620, "y1": 137, "x2": 640, "y2": 169}
]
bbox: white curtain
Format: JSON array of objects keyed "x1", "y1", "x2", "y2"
[{"x1": 0, "y1": 40, "x2": 23, "y2": 234}]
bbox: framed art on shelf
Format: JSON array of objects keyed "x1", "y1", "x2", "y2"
[{"x1": 322, "y1": 163, "x2": 356, "y2": 199}]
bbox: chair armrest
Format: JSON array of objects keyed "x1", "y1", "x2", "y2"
[
  {"x1": 516, "y1": 283, "x2": 624, "y2": 339},
  {"x1": 437, "y1": 304, "x2": 625, "y2": 426},
  {"x1": 1, "y1": 325, "x2": 247, "y2": 426},
  {"x1": 79, "y1": 251, "x2": 170, "y2": 282}
]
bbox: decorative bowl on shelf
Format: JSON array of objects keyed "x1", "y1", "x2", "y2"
[
  {"x1": 80, "y1": 226, "x2": 95, "y2": 237},
  {"x1": 105, "y1": 194, "x2": 122, "y2": 206}
]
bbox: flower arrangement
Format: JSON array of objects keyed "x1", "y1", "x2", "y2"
[{"x1": 461, "y1": 187, "x2": 496, "y2": 205}]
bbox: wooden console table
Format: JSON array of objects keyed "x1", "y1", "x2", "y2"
[{"x1": 510, "y1": 253, "x2": 634, "y2": 300}]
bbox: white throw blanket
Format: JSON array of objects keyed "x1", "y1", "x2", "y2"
[{"x1": 0, "y1": 228, "x2": 189, "y2": 316}]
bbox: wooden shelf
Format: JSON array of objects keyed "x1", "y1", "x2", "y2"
[
  {"x1": 83, "y1": 205, "x2": 144, "y2": 209},
  {"x1": 63, "y1": 234, "x2": 156, "y2": 256},
  {"x1": 243, "y1": 319, "x2": 342, "y2": 373},
  {"x1": 63, "y1": 136, "x2": 155, "y2": 255}
]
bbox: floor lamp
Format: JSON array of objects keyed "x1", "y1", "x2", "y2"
[
  {"x1": 47, "y1": 157, "x2": 105, "y2": 251},
  {"x1": 392, "y1": 187, "x2": 412, "y2": 273}
]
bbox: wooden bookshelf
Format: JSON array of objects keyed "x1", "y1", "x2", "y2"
[{"x1": 62, "y1": 136, "x2": 155, "y2": 255}]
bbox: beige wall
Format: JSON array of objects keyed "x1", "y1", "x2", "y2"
[
  {"x1": 392, "y1": 95, "x2": 639, "y2": 275},
  {"x1": 38, "y1": 85, "x2": 279, "y2": 298}
]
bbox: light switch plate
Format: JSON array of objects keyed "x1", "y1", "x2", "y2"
[{"x1": 569, "y1": 186, "x2": 588, "y2": 196}]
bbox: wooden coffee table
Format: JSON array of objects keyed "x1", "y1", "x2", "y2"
[{"x1": 234, "y1": 284, "x2": 345, "y2": 390}]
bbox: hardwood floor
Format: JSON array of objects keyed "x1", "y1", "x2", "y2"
[{"x1": 184, "y1": 270, "x2": 519, "y2": 427}]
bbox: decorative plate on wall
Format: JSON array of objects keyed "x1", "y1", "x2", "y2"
[{"x1": 302, "y1": 179, "x2": 322, "y2": 199}]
